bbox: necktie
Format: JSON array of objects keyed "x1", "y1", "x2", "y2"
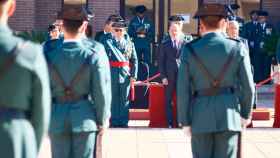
[{"x1": 174, "y1": 39, "x2": 180, "y2": 49}]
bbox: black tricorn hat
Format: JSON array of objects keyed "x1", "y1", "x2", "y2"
[
  {"x1": 194, "y1": 3, "x2": 229, "y2": 19},
  {"x1": 224, "y1": 4, "x2": 234, "y2": 17},
  {"x1": 85, "y1": 8, "x2": 94, "y2": 21},
  {"x1": 135, "y1": 5, "x2": 147, "y2": 14},
  {"x1": 62, "y1": 4, "x2": 93, "y2": 21},
  {"x1": 107, "y1": 14, "x2": 123, "y2": 22},
  {"x1": 257, "y1": 10, "x2": 269, "y2": 16},
  {"x1": 112, "y1": 19, "x2": 127, "y2": 28},
  {"x1": 230, "y1": 4, "x2": 240, "y2": 10},
  {"x1": 169, "y1": 15, "x2": 185, "y2": 22}
]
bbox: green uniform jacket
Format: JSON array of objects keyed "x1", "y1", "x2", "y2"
[
  {"x1": 177, "y1": 32, "x2": 255, "y2": 134},
  {"x1": 0, "y1": 24, "x2": 51, "y2": 148},
  {"x1": 46, "y1": 39, "x2": 111, "y2": 134}
]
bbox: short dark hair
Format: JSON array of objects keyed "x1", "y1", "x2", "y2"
[
  {"x1": 62, "y1": 19, "x2": 83, "y2": 34},
  {"x1": 200, "y1": 16, "x2": 224, "y2": 29}
]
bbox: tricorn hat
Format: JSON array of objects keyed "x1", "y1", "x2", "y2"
[
  {"x1": 257, "y1": 10, "x2": 269, "y2": 16},
  {"x1": 194, "y1": 3, "x2": 229, "y2": 19},
  {"x1": 112, "y1": 19, "x2": 127, "y2": 28},
  {"x1": 62, "y1": 4, "x2": 93, "y2": 21},
  {"x1": 169, "y1": 15, "x2": 185, "y2": 22},
  {"x1": 135, "y1": 5, "x2": 147, "y2": 14}
]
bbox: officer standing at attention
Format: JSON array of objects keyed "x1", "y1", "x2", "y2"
[
  {"x1": 177, "y1": 3, "x2": 255, "y2": 158},
  {"x1": 241, "y1": 10, "x2": 260, "y2": 82},
  {"x1": 128, "y1": 5, "x2": 154, "y2": 66},
  {"x1": 256, "y1": 10, "x2": 275, "y2": 82},
  {"x1": 103, "y1": 19, "x2": 138, "y2": 127},
  {"x1": 159, "y1": 15, "x2": 192, "y2": 128},
  {"x1": 0, "y1": 0, "x2": 51, "y2": 157},
  {"x1": 45, "y1": 4, "x2": 111, "y2": 158}
]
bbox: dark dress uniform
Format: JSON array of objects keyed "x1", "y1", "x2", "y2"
[
  {"x1": 177, "y1": 4, "x2": 255, "y2": 158},
  {"x1": 103, "y1": 21, "x2": 138, "y2": 127},
  {"x1": 43, "y1": 38, "x2": 63, "y2": 54},
  {"x1": 276, "y1": 37, "x2": 280, "y2": 63},
  {"x1": 241, "y1": 11, "x2": 260, "y2": 82},
  {"x1": 255, "y1": 11, "x2": 275, "y2": 82},
  {"x1": 128, "y1": 5, "x2": 155, "y2": 65},
  {"x1": 0, "y1": 23, "x2": 51, "y2": 157},
  {"x1": 159, "y1": 16, "x2": 192, "y2": 127},
  {"x1": 95, "y1": 31, "x2": 107, "y2": 42},
  {"x1": 45, "y1": 5, "x2": 111, "y2": 158},
  {"x1": 43, "y1": 24, "x2": 63, "y2": 53}
]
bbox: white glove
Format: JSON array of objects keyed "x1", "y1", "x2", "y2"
[
  {"x1": 98, "y1": 119, "x2": 110, "y2": 136},
  {"x1": 183, "y1": 126, "x2": 192, "y2": 137},
  {"x1": 241, "y1": 117, "x2": 251, "y2": 129},
  {"x1": 162, "y1": 78, "x2": 168, "y2": 85}
]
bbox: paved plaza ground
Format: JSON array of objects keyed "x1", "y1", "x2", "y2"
[
  {"x1": 38, "y1": 85, "x2": 280, "y2": 158},
  {"x1": 38, "y1": 120, "x2": 280, "y2": 158}
]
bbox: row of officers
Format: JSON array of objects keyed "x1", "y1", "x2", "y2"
[{"x1": 1, "y1": 1, "x2": 255, "y2": 158}]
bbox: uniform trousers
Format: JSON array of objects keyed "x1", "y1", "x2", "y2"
[
  {"x1": 191, "y1": 131, "x2": 239, "y2": 158},
  {"x1": 110, "y1": 68, "x2": 131, "y2": 127},
  {"x1": 50, "y1": 131, "x2": 96, "y2": 158},
  {"x1": 0, "y1": 117, "x2": 37, "y2": 158}
]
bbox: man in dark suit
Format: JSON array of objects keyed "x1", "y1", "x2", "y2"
[{"x1": 158, "y1": 15, "x2": 192, "y2": 127}]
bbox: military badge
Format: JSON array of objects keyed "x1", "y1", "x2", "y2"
[{"x1": 266, "y1": 28, "x2": 272, "y2": 35}]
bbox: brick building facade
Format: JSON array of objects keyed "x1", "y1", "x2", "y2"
[
  {"x1": 9, "y1": 0, "x2": 120, "y2": 33},
  {"x1": 8, "y1": 0, "x2": 280, "y2": 33}
]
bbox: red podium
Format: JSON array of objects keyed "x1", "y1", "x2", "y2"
[
  {"x1": 273, "y1": 84, "x2": 280, "y2": 128},
  {"x1": 148, "y1": 83, "x2": 177, "y2": 128}
]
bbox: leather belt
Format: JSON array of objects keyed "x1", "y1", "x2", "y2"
[
  {"x1": 52, "y1": 94, "x2": 89, "y2": 104},
  {"x1": 193, "y1": 87, "x2": 235, "y2": 97},
  {"x1": 0, "y1": 106, "x2": 25, "y2": 119}
]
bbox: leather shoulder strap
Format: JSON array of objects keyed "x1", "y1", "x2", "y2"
[
  {"x1": 49, "y1": 54, "x2": 93, "y2": 95},
  {"x1": 48, "y1": 63, "x2": 67, "y2": 89},
  {"x1": 69, "y1": 54, "x2": 93, "y2": 88},
  {"x1": 186, "y1": 44, "x2": 216, "y2": 86},
  {"x1": 0, "y1": 42, "x2": 25, "y2": 81},
  {"x1": 186, "y1": 44, "x2": 235, "y2": 88},
  {"x1": 215, "y1": 47, "x2": 235, "y2": 87}
]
